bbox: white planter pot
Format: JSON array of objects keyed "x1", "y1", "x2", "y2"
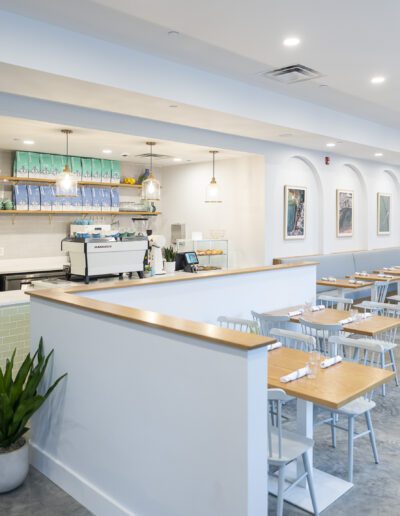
[
  {"x1": 164, "y1": 261, "x2": 176, "y2": 274},
  {"x1": 0, "y1": 440, "x2": 29, "y2": 493}
]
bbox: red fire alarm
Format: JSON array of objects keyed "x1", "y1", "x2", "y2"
[{"x1": 325, "y1": 156, "x2": 330, "y2": 165}]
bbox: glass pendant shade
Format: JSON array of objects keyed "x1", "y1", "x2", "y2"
[
  {"x1": 142, "y1": 172, "x2": 161, "y2": 201},
  {"x1": 205, "y1": 150, "x2": 222, "y2": 203},
  {"x1": 55, "y1": 129, "x2": 78, "y2": 197},
  {"x1": 141, "y1": 141, "x2": 161, "y2": 201},
  {"x1": 56, "y1": 164, "x2": 78, "y2": 197}
]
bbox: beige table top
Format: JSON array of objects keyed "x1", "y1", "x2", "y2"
[
  {"x1": 265, "y1": 306, "x2": 400, "y2": 336},
  {"x1": 350, "y1": 273, "x2": 396, "y2": 282},
  {"x1": 317, "y1": 278, "x2": 374, "y2": 289},
  {"x1": 268, "y1": 347, "x2": 394, "y2": 409},
  {"x1": 375, "y1": 268, "x2": 400, "y2": 277}
]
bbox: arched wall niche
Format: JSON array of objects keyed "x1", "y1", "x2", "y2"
[{"x1": 270, "y1": 154, "x2": 323, "y2": 258}]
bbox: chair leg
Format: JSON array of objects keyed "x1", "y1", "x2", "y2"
[
  {"x1": 388, "y1": 349, "x2": 399, "y2": 387},
  {"x1": 330, "y1": 412, "x2": 337, "y2": 448},
  {"x1": 348, "y1": 416, "x2": 354, "y2": 483},
  {"x1": 365, "y1": 411, "x2": 379, "y2": 464},
  {"x1": 277, "y1": 465, "x2": 286, "y2": 516},
  {"x1": 302, "y1": 452, "x2": 319, "y2": 516},
  {"x1": 381, "y1": 353, "x2": 387, "y2": 396}
]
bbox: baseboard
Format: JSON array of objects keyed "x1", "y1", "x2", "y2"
[{"x1": 30, "y1": 442, "x2": 135, "y2": 516}]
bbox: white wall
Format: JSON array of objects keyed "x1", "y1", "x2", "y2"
[{"x1": 158, "y1": 155, "x2": 265, "y2": 268}]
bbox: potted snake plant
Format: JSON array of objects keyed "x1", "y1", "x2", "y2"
[
  {"x1": 0, "y1": 338, "x2": 67, "y2": 493},
  {"x1": 163, "y1": 246, "x2": 176, "y2": 274}
]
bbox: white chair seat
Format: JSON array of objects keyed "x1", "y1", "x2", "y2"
[
  {"x1": 269, "y1": 427, "x2": 314, "y2": 464},
  {"x1": 336, "y1": 397, "x2": 376, "y2": 416}
]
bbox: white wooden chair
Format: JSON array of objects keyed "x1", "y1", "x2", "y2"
[
  {"x1": 217, "y1": 316, "x2": 259, "y2": 333},
  {"x1": 269, "y1": 328, "x2": 316, "y2": 352},
  {"x1": 268, "y1": 388, "x2": 319, "y2": 516},
  {"x1": 317, "y1": 294, "x2": 353, "y2": 311},
  {"x1": 315, "y1": 336, "x2": 382, "y2": 482},
  {"x1": 251, "y1": 311, "x2": 289, "y2": 336},
  {"x1": 355, "y1": 301, "x2": 399, "y2": 393},
  {"x1": 372, "y1": 281, "x2": 389, "y2": 303},
  {"x1": 299, "y1": 318, "x2": 342, "y2": 355}
]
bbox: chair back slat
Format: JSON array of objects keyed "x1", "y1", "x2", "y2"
[
  {"x1": 268, "y1": 388, "x2": 292, "y2": 459},
  {"x1": 269, "y1": 328, "x2": 316, "y2": 352},
  {"x1": 217, "y1": 316, "x2": 259, "y2": 334},
  {"x1": 251, "y1": 311, "x2": 289, "y2": 336},
  {"x1": 318, "y1": 294, "x2": 353, "y2": 311},
  {"x1": 300, "y1": 318, "x2": 342, "y2": 355}
]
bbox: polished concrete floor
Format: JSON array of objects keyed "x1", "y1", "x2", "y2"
[{"x1": 1, "y1": 380, "x2": 399, "y2": 515}]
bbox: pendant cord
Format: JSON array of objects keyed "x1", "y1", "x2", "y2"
[
  {"x1": 212, "y1": 151, "x2": 215, "y2": 180},
  {"x1": 150, "y1": 144, "x2": 153, "y2": 171}
]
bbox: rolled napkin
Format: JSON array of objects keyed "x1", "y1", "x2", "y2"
[
  {"x1": 355, "y1": 271, "x2": 369, "y2": 276},
  {"x1": 348, "y1": 279, "x2": 356, "y2": 284},
  {"x1": 321, "y1": 277, "x2": 329, "y2": 281},
  {"x1": 311, "y1": 305, "x2": 326, "y2": 311},
  {"x1": 360, "y1": 312, "x2": 373, "y2": 319},
  {"x1": 288, "y1": 309, "x2": 304, "y2": 316},
  {"x1": 266, "y1": 342, "x2": 282, "y2": 352},
  {"x1": 328, "y1": 276, "x2": 337, "y2": 281},
  {"x1": 339, "y1": 316, "x2": 355, "y2": 324},
  {"x1": 320, "y1": 355, "x2": 343, "y2": 368},
  {"x1": 280, "y1": 366, "x2": 309, "y2": 383},
  {"x1": 355, "y1": 280, "x2": 367, "y2": 285}
]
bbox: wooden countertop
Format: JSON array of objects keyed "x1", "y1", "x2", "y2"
[
  {"x1": 268, "y1": 347, "x2": 394, "y2": 409},
  {"x1": 28, "y1": 262, "x2": 316, "y2": 351}
]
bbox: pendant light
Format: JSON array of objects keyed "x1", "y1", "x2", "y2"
[
  {"x1": 142, "y1": 141, "x2": 161, "y2": 201},
  {"x1": 56, "y1": 129, "x2": 78, "y2": 197},
  {"x1": 205, "y1": 150, "x2": 222, "y2": 203}
]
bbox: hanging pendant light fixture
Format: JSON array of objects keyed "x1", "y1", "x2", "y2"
[
  {"x1": 56, "y1": 129, "x2": 78, "y2": 197},
  {"x1": 142, "y1": 141, "x2": 161, "y2": 201},
  {"x1": 205, "y1": 150, "x2": 222, "y2": 203}
]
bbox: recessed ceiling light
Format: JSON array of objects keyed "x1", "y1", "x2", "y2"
[
  {"x1": 23, "y1": 140, "x2": 35, "y2": 145},
  {"x1": 173, "y1": 158, "x2": 183, "y2": 162},
  {"x1": 371, "y1": 76, "x2": 386, "y2": 84},
  {"x1": 121, "y1": 153, "x2": 130, "y2": 158},
  {"x1": 283, "y1": 37, "x2": 300, "y2": 47},
  {"x1": 326, "y1": 142, "x2": 336, "y2": 147},
  {"x1": 102, "y1": 149, "x2": 112, "y2": 154},
  {"x1": 169, "y1": 104, "x2": 178, "y2": 108},
  {"x1": 374, "y1": 152, "x2": 383, "y2": 157},
  {"x1": 168, "y1": 30, "x2": 180, "y2": 37}
]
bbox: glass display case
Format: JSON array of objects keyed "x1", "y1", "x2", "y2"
[{"x1": 176, "y1": 239, "x2": 228, "y2": 269}]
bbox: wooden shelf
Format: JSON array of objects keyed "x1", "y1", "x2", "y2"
[
  {"x1": 0, "y1": 210, "x2": 160, "y2": 216},
  {"x1": 0, "y1": 176, "x2": 142, "y2": 189}
]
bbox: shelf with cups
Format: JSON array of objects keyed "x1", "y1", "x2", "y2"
[
  {"x1": 0, "y1": 176, "x2": 142, "y2": 189},
  {"x1": 0, "y1": 210, "x2": 161, "y2": 225}
]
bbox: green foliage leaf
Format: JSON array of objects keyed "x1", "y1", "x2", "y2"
[{"x1": 0, "y1": 338, "x2": 67, "y2": 449}]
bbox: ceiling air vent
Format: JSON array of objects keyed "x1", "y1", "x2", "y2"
[
  {"x1": 261, "y1": 64, "x2": 323, "y2": 84},
  {"x1": 135, "y1": 153, "x2": 172, "y2": 160}
]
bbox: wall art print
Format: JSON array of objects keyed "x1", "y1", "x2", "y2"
[
  {"x1": 377, "y1": 193, "x2": 391, "y2": 235},
  {"x1": 336, "y1": 189, "x2": 353, "y2": 237},
  {"x1": 284, "y1": 186, "x2": 306, "y2": 239}
]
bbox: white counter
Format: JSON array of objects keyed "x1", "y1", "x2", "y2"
[
  {"x1": 0, "y1": 289, "x2": 29, "y2": 306},
  {"x1": 0, "y1": 256, "x2": 68, "y2": 274}
]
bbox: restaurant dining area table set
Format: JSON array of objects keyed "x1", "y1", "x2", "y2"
[{"x1": 218, "y1": 276, "x2": 400, "y2": 515}]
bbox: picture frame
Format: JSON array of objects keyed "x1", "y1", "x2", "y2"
[
  {"x1": 284, "y1": 186, "x2": 306, "y2": 240},
  {"x1": 377, "y1": 193, "x2": 391, "y2": 235},
  {"x1": 336, "y1": 189, "x2": 353, "y2": 237}
]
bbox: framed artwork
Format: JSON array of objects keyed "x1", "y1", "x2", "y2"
[
  {"x1": 336, "y1": 189, "x2": 353, "y2": 237},
  {"x1": 284, "y1": 186, "x2": 306, "y2": 239},
  {"x1": 377, "y1": 193, "x2": 391, "y2": 235}
]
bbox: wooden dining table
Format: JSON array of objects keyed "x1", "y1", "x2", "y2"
[
  {"x1": 317, "y1": 277, "x2": 374, "y2": 297},
  {"x1": 267, "y1": 305, "x2": 400, "y2": 337},
  {"x1": 267, "y1": 346, "x2": 394, "y2": 513}
]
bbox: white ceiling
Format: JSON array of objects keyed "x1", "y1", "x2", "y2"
[
  {"x1": 1, "y1": 0, "x2": 400, "y2": 129},
  {"x1": 0, "y1": 116, "x2": 247, "y2": 166}
]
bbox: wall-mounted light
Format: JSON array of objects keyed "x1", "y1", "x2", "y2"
[
  {"x1": 205, "y1": 150, "x2": 222, "y2": 203},
  {"x1": 142, "y1": 142, "x2": 161, "y2": 201},
  {"x1": 55, "y1": 129, "x2": 78, "y2": 197}
]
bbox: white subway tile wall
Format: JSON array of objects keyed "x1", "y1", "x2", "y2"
[{"x1": 0, "y1": 304, "x2": 30, "y2": 370}]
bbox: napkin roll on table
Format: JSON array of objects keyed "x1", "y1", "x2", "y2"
[
  {"x1": 288, "y1": 309, "x2": 304, "y2": 316},
  {"x1": 320, "y1": 355, "x2": 343, "y2": 368},
  {"x1": 280, "y1": 366, "x2": 309, "y2": 383},
  {"x1": 266, "y1": 342, "x2": 282, "y2": 352}
]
